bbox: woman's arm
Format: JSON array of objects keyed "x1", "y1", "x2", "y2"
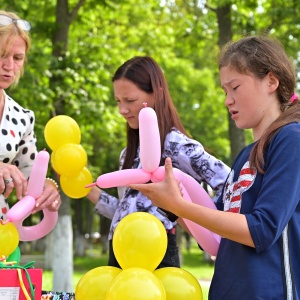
[
  {"x1": 86, "y1": 186, "x2": 102, "y2": 205},
  {"x1": 163, "y1": 130, "x2": 230, "y2": 201}
]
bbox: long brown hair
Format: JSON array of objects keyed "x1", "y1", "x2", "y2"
[
  {"x1": 218, "y1": 35, "x2": 300, "y2": 173},
  {"x1": 112, "y1": 56, "x2": 189, "y2": 169}
]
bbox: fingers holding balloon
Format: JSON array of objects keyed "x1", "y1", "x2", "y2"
[
  {"x1": 50, "y1": 198, "x2": 61, "y2": 211},
  {"x1": 128, "y1": 158, "x2": 183, "y2": 213},
  {"x1": 33, "y1": 181, "x2": 61, "y2": 213},
  {"x1": 0, "y1": 163, "x2": 27, "y2": 199}
]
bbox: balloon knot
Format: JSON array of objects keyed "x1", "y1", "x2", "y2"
[
  {"x1": 143, "y1": 102, "x2": 147, "y2": 108},
  {"x1": 85, "y1": 182, "x2": 97, "y2": 188}
]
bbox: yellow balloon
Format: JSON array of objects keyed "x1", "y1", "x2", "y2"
[
  {"x1": 75, "y1": 266, "x2": 121, "y2": 300},
  {"x1": 154, "y1": 267, "x2": 203, "y2": 300},
  {"x1": 53, "y1": 143, "x2": 87, "y2": 175},
  {"x1": 0, "y1": 222, "x2": 19, "y2": 257},
  {"x1": 113, "y1": 212, "x2": 167, "y2": 271},
  {"x1": 106, "y1": 267, "x2": 166, "y2": 300},
  {"x1": 50, "y1": 150, "x2": 60, "y2": 174},
  {"x1": 60, "y1": 167, "x2": 92, "y2": 199},
  {"x1": 44, "y1": 115, "x2": 81, "y2": 151}
]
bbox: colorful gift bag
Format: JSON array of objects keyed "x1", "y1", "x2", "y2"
[{"x1": 0, "y1": 261, "x2": 42, "y2": 300}]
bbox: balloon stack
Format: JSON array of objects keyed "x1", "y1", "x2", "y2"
[
  {"x1": 2, "y1": 149, "x2": 58, "y2": 243},
  {"x1": 44, "y1": 115, "x2": 92, "y2": 199},
  {"x1": 75, "y1": 212, "x2": 203, "y2": 300},
  {"x1": 86, "y1": 103, "x2": 221, "y2": 256}
]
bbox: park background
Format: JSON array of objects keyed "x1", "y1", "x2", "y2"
[{"x1": 2, "y1": 0, "x2": 300, "y2": 298}]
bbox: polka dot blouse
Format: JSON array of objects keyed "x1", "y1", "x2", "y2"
[{"x1": 0, "y1": 91, "x2": 37, "y2": 220}]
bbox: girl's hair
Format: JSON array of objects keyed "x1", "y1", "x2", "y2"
[
  {"x1": 112, "y1": 56, "x2": 188, "y2": 169},
  {"x1": 0, "y1": 10, "x2": 31, "y2": 87},
  {"x1": 219, "y1": 35, "x2": 300, "y2": 173}
]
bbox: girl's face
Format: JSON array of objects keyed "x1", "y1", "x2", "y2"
[
  {"x1": 114, "y1": 78, "x2": 155, "y2": 129},
  {"x1": 0, "y1": 35, "x2": 26, "y2": 89},
  {"x1": 220, "y1": 66, "x2": 281, "y2": 141}
]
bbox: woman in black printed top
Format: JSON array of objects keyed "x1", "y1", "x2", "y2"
[{"x1": 87, "y1": 56, "x2": 230, "y2": 269}]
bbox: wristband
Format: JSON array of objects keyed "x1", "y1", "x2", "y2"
[
  {"x1": 45, "y1": 177, "x2": 59, "y2": 190},
  {"x1": 156, "y1": 207, "x2": 178, "y2": 222}
]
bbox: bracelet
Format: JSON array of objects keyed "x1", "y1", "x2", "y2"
[{"x1": 45, "y1": 177, "x2": 59, "y2": 190}]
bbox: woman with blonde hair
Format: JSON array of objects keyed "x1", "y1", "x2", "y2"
[{"x1": 0, "y1": 10, "x2": 61, "y2": 221}]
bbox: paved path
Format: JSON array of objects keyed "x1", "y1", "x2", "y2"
[{"x1": 20, "y1": 254, "x2": 45, "y2": 269}]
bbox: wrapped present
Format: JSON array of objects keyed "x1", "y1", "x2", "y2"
[{"x1": 0, "y1": 261, "x2": 42, "y2": 300}]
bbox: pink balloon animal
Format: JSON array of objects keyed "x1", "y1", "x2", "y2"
[
  {"x1": 86, "y1": 103, "x2": 221, "y2": 256},
  {"x1": 5, "y1": 149, "x2": 58, "y2": 241}
]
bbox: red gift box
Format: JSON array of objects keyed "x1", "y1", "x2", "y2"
[{"x1": 0, "y1": 268, "x2": 42, "y2": 300}]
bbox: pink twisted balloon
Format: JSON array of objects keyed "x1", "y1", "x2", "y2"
[
  {"x1": 86, "y1": 103, "x2": 220, "y2": 256},
  {"x1": 5, "y1": 150, "x2": 58, "y2": 241}
]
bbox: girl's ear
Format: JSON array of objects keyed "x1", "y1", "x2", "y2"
[{"x1": 267, "y1": 71, "x2": 279, "y2": 92}]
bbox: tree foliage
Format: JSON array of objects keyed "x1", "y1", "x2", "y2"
[{"x1": 2, "y1": 0, "x2": 300, "y2": 290}]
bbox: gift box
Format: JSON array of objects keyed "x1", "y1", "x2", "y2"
[{"x1": 0, "y1": 268, "x2": 42, "y2": 300}]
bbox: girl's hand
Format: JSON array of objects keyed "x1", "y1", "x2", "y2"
[
  {"x1": 128, "y1": 157, "x2": 184, "y2": 216},
  {"x1": 0, "y1": 162, "x2": 27, "y2": 199}
]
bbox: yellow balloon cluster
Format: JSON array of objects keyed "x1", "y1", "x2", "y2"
[
  {"x1": 44, "y1": 115, "x2": 92, "y2": 199},
  {"x1": 75, "y1": 212, "x2": 203, "y2": 300}
]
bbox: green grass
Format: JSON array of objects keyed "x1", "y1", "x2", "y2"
[{"x1": 42, "y1": 240, "x2": 214, "y2": 299}]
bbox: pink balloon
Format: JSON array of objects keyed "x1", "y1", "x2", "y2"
[
  {"x1": 6, "y1": 149, "x2": 58, "y2": 241},
  {"x1": 180, "y1": 185, "x2": 220, "y2": 256},
  {"x1": 151, "y1": 166, "x2": 220, "y2": 256},
  {"x1": 96, "y1": 169, "x2": 151, "y2": 189},
  {"x1": 87, "y1": 106, "x2": 220, "y2": 256},
  {"x1": 14, "y1": 209, "x2": 58, "y2": 242},
  {"x1": 152, "y1": 167, "x2": 217, "y2": 210},
  {"x1": 6, "y1": 196, "x2": 35, "y2": 222},
  {"x1": 139, "y1": 104, "x2": 161, "y2": 173},
  {"x1": 27, "y1": 149, "x2": 50, "y2": 198}
]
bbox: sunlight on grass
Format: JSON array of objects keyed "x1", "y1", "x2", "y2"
[{"x1": 42, "y1": 239, "x2": 213, "y2": 299}]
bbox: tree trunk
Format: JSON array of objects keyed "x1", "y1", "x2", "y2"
[
  {"x1": 215, "y1": 4, "x2": 245, "y2": 164},
  {"x1": 52, "y1": 192, "x2": 73, "y2": 292},
  {"x1": 48, "y1": 0, "x2": 86, "y2": 291}
]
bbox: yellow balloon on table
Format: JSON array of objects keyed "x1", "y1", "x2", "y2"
[
  {"x1": 53, "y1": 143, "x2": 87, "y2": 175},
  {"x1": 0, "y1": 222, "x2": 19, "y2": 257},
  {"x1": 154, "y1": 267, "x2": 203, "y2": 300},
  {"x1": 113, "y1": 212, "x2": 167, "y2": 271},
  {"x1": 44, "y1": 115, "x2": 81, "y2": 151},
  {"x1": 75, "y1": 266, "x2": 121, "y2": 300},
  {"x1": 60, "y1": 167, "x2": 92, "y2": 199},
  {"x1": 106, "y1": 267, "x2": 166, "y2": 300}
]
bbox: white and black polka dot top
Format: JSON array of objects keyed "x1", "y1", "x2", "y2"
[{"x1": 0, "y1": 91, "x2": 37, "y2": 219}]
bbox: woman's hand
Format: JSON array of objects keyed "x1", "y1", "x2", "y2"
[
  {"x1": 32, "y1": 179, "x2": 61, "y2": 214},
  {"x1": 128, "y1": 157, "x2": 184, "y2": 216},
  {"x1": 0, "y1": 162, "x2": 27, "y2": 199}
]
